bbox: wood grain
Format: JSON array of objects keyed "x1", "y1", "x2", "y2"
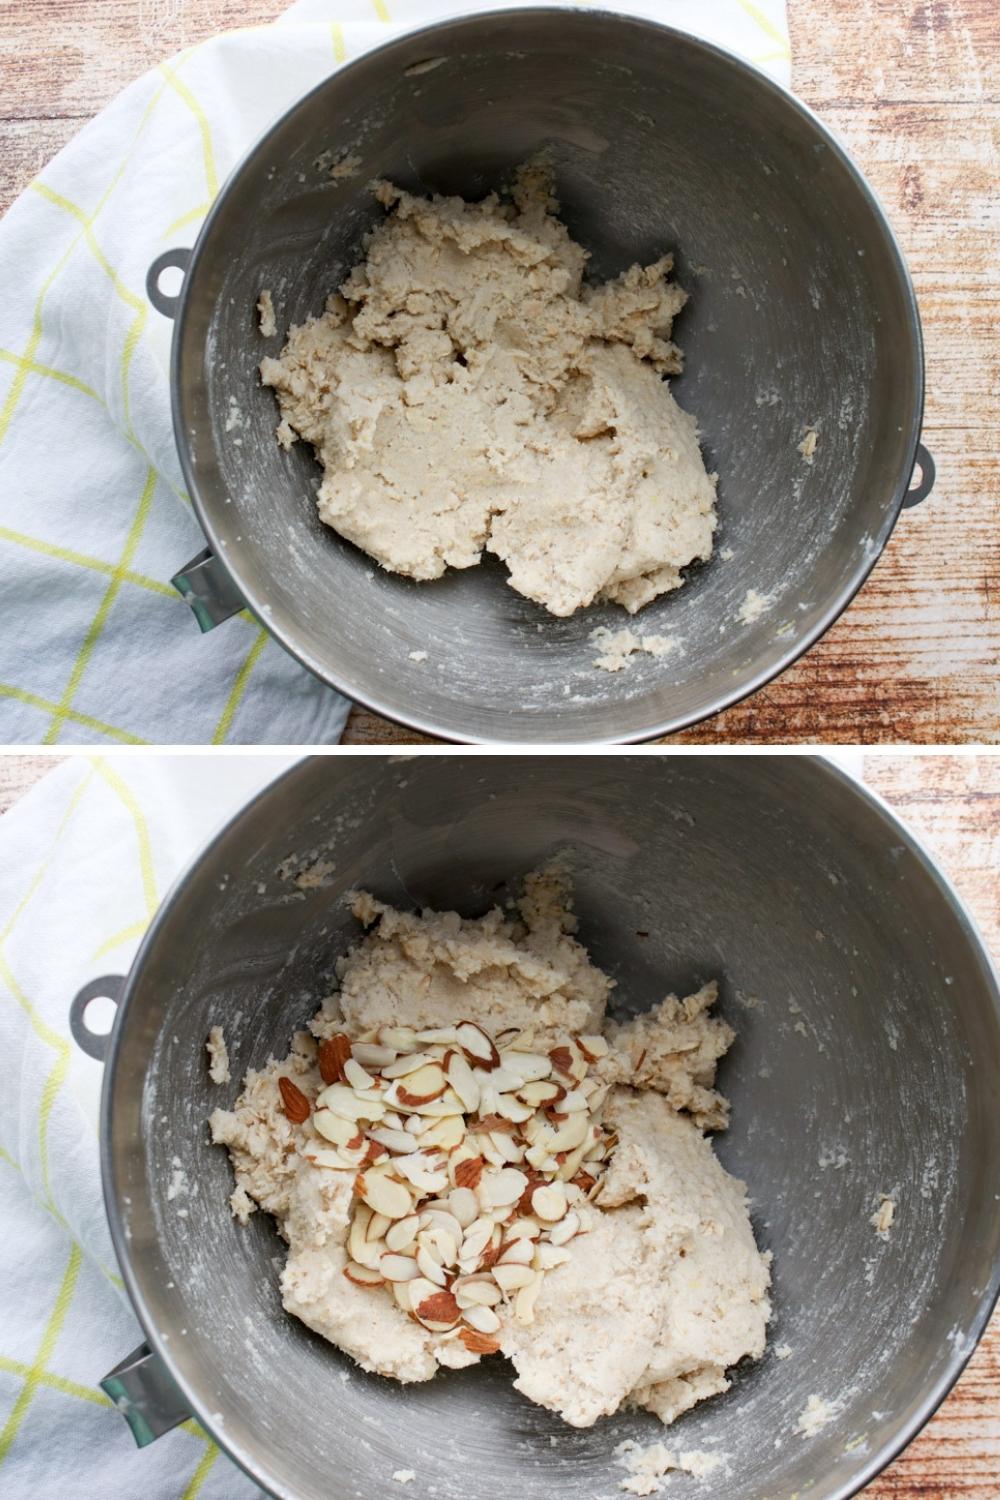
[
  {"x1": 1, "y1": 0, "x2": 996, "y2": 746},
  {"x1": 0, "y1": 754, "x2": 64, "y2": 813}
]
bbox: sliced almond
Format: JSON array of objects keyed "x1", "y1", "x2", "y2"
[
  {"x1": 454, "y1": 1277, "x2": 503, "y2": 1309},
  {"x1": 489, "y1": 1132, "x2": 525, "y2": 1164},
  {"x1": 378, "y1": 1026, "x2": 419, "y2": 1052},
  {"x1": 501, "y1": 1051, "x2": 552, "y2": 1085},
  {"x1": 313, "y1": 1109, "x2": 361, "y2": 1148},
  {"x1": 394, "y1": 1154, "x2": 450, "y2": 1195},
  {"x1": 368, "y1": 1126, "x2": 420, "y2": 1155},
  {"x1": 556, "y1": 1140, "x2": 591, "y2": 1182},
  {"x1": 343, "y1": 1057, "x2": 375, "y2": 1091},
  {"x1": 534, "y1": 1243, "x2": 572, "y2": 1271},
  {"x1": 503, "y1": 1028, "x2": 537, "y2": 1053},
  {"x1": 380, "y1": 1252, "x2": 420, "y2": 1282},
  {"x1": 392, "y1": 1062, "x2": 446, "y2": 1106},
  {"x1": 514, "y1": 1273, "x2": 543, "y2": 1326},
  {"x1": 420, "y1": 1114, "x2": 466, "y2": 1151},
  {"x1": 414, "y1": 1288, "x2": 460, "y2": 1327},
  {"x1": 351, "y1": 1042, "x2": 398, "y2": 1069},
  {"x1": 548, "y1": 1045, "x2": 575, "y2": 1078},
  {"x1": 518, "y1": 1079, "x2": 564, "y2": 1107},
  {"x1": 454, "y1": 1156, "x2": 485, "y2": 1190},
  {"x1": 302, "y1": 1146, "x2": 349, "y2": 1170},
  {"x1": 456, "y1": 1021, "x2": 500, "y2": 1071},
  {"x1": 548, "y1": 1113, "x2": 590, "y2": 1153},
  {"x1": 576, "y1": 1034, "x2": 609, "y2": 1062},
  {"x1": 381, "y1": 1050, "x2": 438, "y2": 1080},
  {"x1": 504, "y1": 1217, "x2": 542, "y2": 1241},
  {"x1": 367, "y1": 1211, "x2": 391, "y2": 1242},
  {"x1": 416, "y1": 1027, "x2": 458, "y2": 1045},
  {"x1": 386, "y1": 1214, "x2": 421, "y2": 1252},
  {"x1": 343, "y1": 1261, "x2": 384, "y2": 1287},
  {"x1": 392, "y1": 1283, "x2": 412, "y2": 1312},
  {"x1": 416, "y1": 1244, "x2": 447, "y2": 1286},
  {"x1": 494, "y1": 1095, "x2": 533, "y2": 1124},
  {"x1": 459, "y1": 1327, "x2": 501, "y2": 1355},
  {"x1": 558, "y1": 1089, "x2": 589, "y2": 1113},
  {"x1": 358, "y1": 1172, "x2": 413, "y2": 1220},
  {"x1": 349, "y1": 1208, "x2": 381, "y2": 1270},
  {"x1": 498, "y1": 1237, "x2": 534, "y2": 1266},
  {"x1": 460, "y1": 1217, "x2": 494, "y2": 1261},
  {"x1": 419, "y1": 1209, "x2": 464, "y2": 1245},
  {"x1": 548, "y1": 1210, "x2": 581, "y2": 1246},
  {"x1": 318, "y1": 1084, "x2": 383, "y2": 1123},
  {"x1": 463, "y1": 1303, "x2": 501, "y2": 1334},
  {"x1": 444, "y1": 1050, "x2": 480, "y2": 1113},
  {"x1": 448, "y1": 1187, "x2": 479, "y2": 1228},
  {"x1": 492, "y1": 1262, "x2": 536, "y2": 1293},
  {"x1": 531, "y1": 1182, "x2": 568, "y2": 1222},
  {"x1": 481, "y1": 1168, "x2": 528, "y2": 1210}
]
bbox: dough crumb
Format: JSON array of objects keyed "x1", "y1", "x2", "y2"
[
  {"x1": 796, "y1": 1394, "x2": 839, "y2": 1437},
  {"x1": 391, "y1": 1472, "x2": 416, "y2": 1485},
  {"x1": 262, "y1": 161, "x2": 717, "y2": 618},
  {"x1": 870, "y1": 1193, "x2": 896, "y2": 1238},
  {"x1": 206, "y1": 1026, "x2": 230, "y2": 1085},
  {"x1": 257, "y1": 289, "x2": 277, "y2": 338},
  {"x1": 774, "y1": 1342, "x2": 793, "y2": 1359},
  {"x1": 408, "y1": 650, "x2": 428, "y2": 663},
  {"x1": 737, "y1": 588, "x2": 774, "y2": 625},
  {"x1": 798, "y1": 426, "x2": 819, "y2": 463},
  {"x1": 166, "y1": 1158, "x2": 189, "y2": 1201},
  {"x1": 330, "y1": 152, "x2": 362, "y2": 180},
  {"x1": 616, "y1": 1440, "x2": 720, "y2": 1492},
  {"x1": 591, "y1": 626, "x2": 677, "y2": 672}
]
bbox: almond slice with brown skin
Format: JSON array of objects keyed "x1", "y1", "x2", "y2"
[
  {"x1": 343, "y1": 1262, "x2": 384, "y2": 1287},
  {"x1": 454, "y1": 1156, "x2": 485, "y2": 1190},
  {"x1": 278, "y1": 1076, "x2": 310, "y2": 1123},
  {"x1": 456, "y1": 1021, "x2": 500, "y2": 1071},
  {"x1": 414, "y1": 1289, "x2": 460, "y2": 1327},
  {"x1": 459, "y1": 1327, "x2": 501, "y2": 1355},
  {"x1": 548, "y1": 1046, "x2": 574, "y2": 1078},
  {"x1": 394, "y1": 1063, "x2": 447, "y2": 1107},
  {"x1": 319, "y1": 1034, "x2": 352, "y2": 1085}
]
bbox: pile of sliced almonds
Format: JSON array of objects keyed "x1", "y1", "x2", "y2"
[{"x1": 278, "y1": 1019, "x2": 616, "y2": 1356}]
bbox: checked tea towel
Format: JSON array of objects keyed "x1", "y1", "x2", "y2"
[{"x1": 0, "y1": 0, "x2": 789, "y2": 747}]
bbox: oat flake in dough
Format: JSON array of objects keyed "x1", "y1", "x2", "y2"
[
  {"x1": 210, "y1": 867, "x2": 769, "y2": 1427},
  {"x1": 260, "y1": 164, "x2": 717, "y2": 617}
]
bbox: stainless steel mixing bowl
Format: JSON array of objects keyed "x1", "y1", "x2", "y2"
[
  {"x1": 150, "y1": 8, "x2": 933, "y2": 743},
  {"x1": 75, "y1": 755, "x2": 999, "y2": 1499}
]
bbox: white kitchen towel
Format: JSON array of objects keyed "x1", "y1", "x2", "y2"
[
  {"x1": 0, "y1": 755, "x2": 295, "y2": 1498},
  {"x1": 0, "y1": 744, "x2": 875, "y2": 1500},
  {"x1": 0, "y1": 0, "x2": 790, "y2": 747}
]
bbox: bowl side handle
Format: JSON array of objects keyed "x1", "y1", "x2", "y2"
[{"x1": 100, "y1": 1342, "x2": 193, "y2": 1446}]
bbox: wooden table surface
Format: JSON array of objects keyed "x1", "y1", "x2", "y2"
[
  {"x1": 1, "y1": 0, "x2": 997, "y2": 746},
  {"x1": 1, "y1": 749, "x2": 998, "y2": 1494}
]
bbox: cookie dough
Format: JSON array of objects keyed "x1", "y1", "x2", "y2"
[
  {"x1": 210, "y1": 866, "x2": 769, "y2": 1427},
  {"x1": 261, "y1": 164, "x2": 717, "y2": 617}
]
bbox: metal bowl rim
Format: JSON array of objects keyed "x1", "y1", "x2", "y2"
[{"x1": 99, "y1": 753, "x2": 1000, "y2": 1500}]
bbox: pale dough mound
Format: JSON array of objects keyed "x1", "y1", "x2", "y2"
[
  {"x1": 260, "y1": 164, "x2": 717, "y2": 617},
  {"x1": 210, "y1": 867, "x2": 769, "y2": 1423}
]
